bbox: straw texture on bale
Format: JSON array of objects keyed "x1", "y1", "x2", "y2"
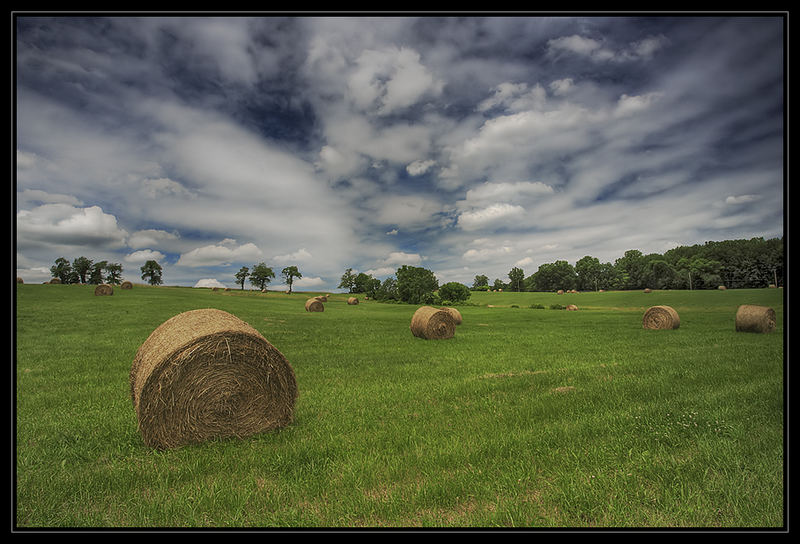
[
  {"x1": 557, "y1": 290, "x2": 564, "y2": 295},
  {"x1": 347, "y1": 297, "x2": 359, "y2": 305},
  {"x1": 121, "y1": 281, "x2": 133, "y2": 289},
  {"x1": 314, "y1": 295, "x2": 329, "y2": 302},
  {"x1": 94, "y1": 284, "x2": 114, "y2": 296},
  {"x1": 410, "y1": 306, "x2": 456, "y2": 340},
  {"x1": 566, "y1": 304, "x2": 578, "y2": 311},
  {"x1": 439, "y1": 306, "x2": 463, "y2": 325},
  {"x1": 644, "y1": 288, "x2": 652, "y2": 293},
  {"x1": 129, "y1": 308, "x2": 298, "y2": 450},
  {"x1": 305, "y1": 298, "x2": 324, "y2": 312},
  {"x1": 735, "y1": 305, "x2": 776, "y2": 334},
  {"x1": 642, "y1": 305, "x2": 680, "y2": 330}
]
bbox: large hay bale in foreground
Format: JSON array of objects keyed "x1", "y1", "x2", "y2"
[
  {"x1": 439, "y1": 306, "x2": 463, "y2": 325},
  {"x1": 121, "y1": 281, "x2": 133, "y2": 289},
  {"x1": 642, "y1": 305, "x2": 680, "y2": 330},
  {"x1": 305, "y1": 298, "x2": 324, "y2": 312},
  {"x1": 94, "y1": 284, "x2": 113, "y2": 296},
  {"x1": 735, "y1": 305, "x2": 776, "y2": 334},
  {"x1": 129, "y1": 308, "x2": 298, "y2": 450},
  {"x1": 347, "y1": 297, "x2": 359, "y2": 305},
  {"x1": 410, "y1": 306, "x2": 456, "y2": 340}
]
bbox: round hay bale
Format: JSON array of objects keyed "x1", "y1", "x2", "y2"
[
  {"x1": 129, "y1": 308, "x2": 298, "y2": 450},
  {"x1": 557, "y1": 290, "x2": 564, "y2": 295},
  {"x1": 305, "y1": 298, "x2": 324, "y2": 312},
  {"x1": 410, "y1": 306, "x2": 456, "y2": 340},
  {"x1": 642, "y1": 305, "x2": 680, "y2": 330},
  {"x1": 768, "y1": 284, "x2": 776, "y2": 289},
  {"x1": 315, "y1": 295, "x2": 328, "y2": 302},
  {"x1": 718, "y1": 285, "x2": 727, "y2": 290},
  {"x1": 49, "y1": 278, "x2": 62, "y2": 284},
  {"x1": 439, "y1": 306, "x2": 463, "y2": 325},
  {"x1": 566, "y1": 304, "x2": 578, "y2": 311},
  {"x1": 17, "y1": 277, "x2": 23, "y2": 284},
  {"x1": 735, "y1": 305, "x2": 776, "y2": 334},
  {"x1": 347, "y1": 297, "x2": 359, "y2": 305},
  {"x1": 121, "y1": 281, "x2": 133, "y2": 289},
  {"x1": 643, "y1": 288, "x2": 652, "y2": 293},
  {"x1": 94, "y1": 284, "x2": 114, "y2": 296}
]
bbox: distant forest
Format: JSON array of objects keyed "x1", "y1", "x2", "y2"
[{"x1": 484, "y1": 236, "x2": 784, "y2": 292}]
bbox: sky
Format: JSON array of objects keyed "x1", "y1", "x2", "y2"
[{"x1": 14, "y1": 14, "x2": 786, "y2": 291}]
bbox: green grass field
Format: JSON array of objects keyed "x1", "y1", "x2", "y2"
[{"x1": 15, "y1": 284, "x2": 785, "y2": 528}]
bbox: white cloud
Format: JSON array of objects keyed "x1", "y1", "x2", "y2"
[
  {"x1": 194, "y1": 278, "x2": 228, "y2": 289},
  {"x1": 515, "y1": 256, "x2": 534, "y2": 267},
  {"x1": 16, "y1": 204, "x2": 128, "y2": 249},
  {"x1": 406, "y1": 159, "x2": 435, "y2": 176},
  {"x1": 124, "y1": 249, "x2": 166, "y2": 264},
  {"x1": 140, "y1": 177, "x2": 195, "y2": 199},
  {"x1": 18, "y1": 189, "x2": 83, "y2": 207},
  {"x1": 177, "y1": 241, "x2": 262, "y2": 267},
  {"x1": 462, "y1": 245, "x2": 514, "y2": 262},
  {"x1": 386, "y1": 229, "x2": 398, "y2": 235},
  {"x1": 725, "y1": 194, "x2": 761, "y2": 205},
  {"x1": 457, "y1": 203, "x2": 526, "y2": 231},
  {"x1": 614, "y1": 92, "x2": 664, "y2": 117},
  {"x1": 365, "y1": 266, "x2": 396, "y2": 277},
  {"x1": 383, "y1": 251, "x2": 422, "y2": 266},
  {"x1": 128, "y1": 229, "x2": 180, "y2": 250},
  {"x1": 273, "y1": 248, "x2": 313, "y2": 263},
  {"x1": 348, "y1": 46, "x2": 443, "y2": 115}
]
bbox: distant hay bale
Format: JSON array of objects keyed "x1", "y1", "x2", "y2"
[
  {"x1": 16, "y1": 277, "x2": 23, "y2": 284},
  {"x1": 644, "y1": 288, "x2": 652, "y2": 293},
  {"x1": 718, "y1": 285, "x2": 727, "y2": 290},
  {"x1": 735, "y1": 305, "x2": 776, "y2": 334},
  {"x1": 557, "y1": 290, "x2": 564, "y2": 295},
  {"x1": 212, "y1": 287, "x2": 220, "y2": 292},
  {"x1": 768, "y1": 284, "x2": 777, "y2": 289},
  {"x1": 129, "y1": 308, "x2": 298, "y2": 450},
  {"x1": 566, "y1": 304, "x2": 579, "y2": 311},
  {"x1": 94, "y1": 284, "x2": 114, "y2": 296},
  {"x1": 642, "y1": 305, "x2": 680, "y2": 330},
  {"x1": 49, "y1": 278, "x2": 61, "y2": 284},
  {"x1": 599, "y1": 289, "x2": 605, "y2": 293},
  {"x1": 121, "y1": 281, "x2": 133, "y2": 289},
  {"x1": 224, "y1": 288, "x2": 231, "y2": 291},
  {"x1": 347, "y1": 297, "x2": 359, "y2": 305},
  {"x1": 305, "y1": 298, "x2": 324, "y2": 312},
  {"x1": 410, "y1": 306, "x2": 456, "y2": 340},
  {"x1": 439, "y1": 306, "x2": 463, "y2": 325}
]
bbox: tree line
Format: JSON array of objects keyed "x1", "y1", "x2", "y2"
[
  {"x1": 336, "y1": 237, "x2": 783, "y2": 305},
  {"x1": 478, "y1": 237, "x2": 784, "y2": 292},
  {"x1": 49, "y1": 256, "x2": 163, "y2": 285}
]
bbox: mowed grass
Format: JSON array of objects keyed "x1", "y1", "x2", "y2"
[{"x1": 15, "y1": 284, "x2": 785, "y2": 528}]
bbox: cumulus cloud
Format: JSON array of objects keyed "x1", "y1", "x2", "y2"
[
  {"x1": 18, "y1": 189, "x2": 83, "y2": 208},
  {"x1": 124, "y1": 249, "x2": 166, "y2": 264},
  {"x1": 194, "y1": 278, "x2": 228, "y2": 289},
  {"x1": 17, "y1": 204, "x2": 128, "y2": 249},
  {"x1": 457, "y1": 203, "x2": 526, "y2": 231},
  {"x1": 406, "y1": 159, "x2": 435, "y2": 176},
  {"x1": 128, "y1": 229, "x2": 181, "y2": 250},
  {"x1": 347, "y1": 46, "x2": 443, "y2": 115},
  {"x1": 273, "y1": 248, "x2": 313, "y2": 263},
  {"x1": 177, "y1": 241, "x2": 262, "y2": 267},
  {"x1": 140, "y1": 177, "x2": 195, "y2": 200},
  {"x1": 726, "y1": 194, "x2": 761, "y2": 205}
]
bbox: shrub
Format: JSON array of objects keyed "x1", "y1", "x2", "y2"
[{"x1": 438, "y1": 282, "x2": 471, "y2": 304}]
